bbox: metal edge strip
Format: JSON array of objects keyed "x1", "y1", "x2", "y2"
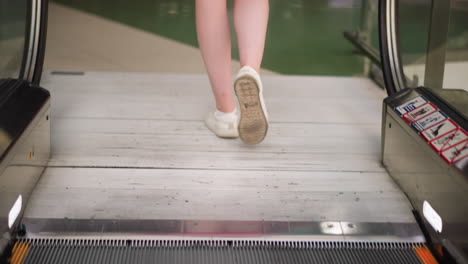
[{"x1": 21, "y1": 218, "x2": 425, "y2": 243}]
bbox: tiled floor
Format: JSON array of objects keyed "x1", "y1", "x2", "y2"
[
  {"x1": 49, "y1": 0, "x2": 367, "y2": 76},
  {"x1": 44, "y1": 3, "x2": 275, "y2": 75},
  {"x1": 48, "y1": 0, "x2": 468, "y2": 77}
]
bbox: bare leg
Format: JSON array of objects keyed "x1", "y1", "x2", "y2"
[
  {"x1": 233, "y1": 0, "x2": 269, "y2": 144},
  {"x1": 234, "y1": 0, "x2": 269, "y2": 73},
  {"x1": 195, "y1": 0, "x2": 236, "y2": 113}
]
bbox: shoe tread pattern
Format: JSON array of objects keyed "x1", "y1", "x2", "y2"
[{"x1": 235, "y1": 76, "x2": 268, "y2": 144}]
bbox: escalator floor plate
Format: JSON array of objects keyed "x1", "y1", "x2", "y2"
[{"x1": 8, "y1": 239, "x2": 438, "y2": 264}]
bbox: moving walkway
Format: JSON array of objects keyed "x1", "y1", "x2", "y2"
[{"x1": 0, "y1": 0, "x2": 467, "y2": 263}]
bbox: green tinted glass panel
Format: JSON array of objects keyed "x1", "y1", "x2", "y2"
[
  {"x1": 442, "y1": 3, "x2": 468, "y2": 91},
  {"x1": 52, "y1": 0, "x2": 365, "y2": 76},
  {"x1": 398, "y1": 0, "x2": 432, "y2": 88},
  {"x1": 0, "y1": 0, "x2": 28, "y2": 79},
  {"x1": 397, "y1": 0, "x2": 468, "y2": 118}
]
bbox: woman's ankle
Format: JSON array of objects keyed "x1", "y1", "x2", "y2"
[{"x1": 216, "y1": 103, "x2": 236, "y2": 113}]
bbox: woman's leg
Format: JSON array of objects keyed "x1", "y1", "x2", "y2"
[
  {"x1": 233, "y1": 0, "x2": 269, "y2": 144},
  {"x1": 233, "y1": 0, "x2": 269, "y2": 72},
  {"x1": 195, "y1": 0, "x2": 235, "y2": 113}
]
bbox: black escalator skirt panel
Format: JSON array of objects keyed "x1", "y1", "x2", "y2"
[
  {"x1": 9, "y1": 239, "x2": 436, "y2": 264},
  {"x1": 388, "y1": 87, "x2": 468, "y2": 172}
]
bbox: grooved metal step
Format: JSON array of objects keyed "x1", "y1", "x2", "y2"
[{"x1": 8, "y1": 239, "x2": 438, "y2": 264}]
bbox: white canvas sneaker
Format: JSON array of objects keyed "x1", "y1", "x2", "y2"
[
  {"x1": 205, "y1": 110, "x2": 239, "y2": 138},
  {"x1": 234, "y1": 66, "x2": 269, "y2": 144}
]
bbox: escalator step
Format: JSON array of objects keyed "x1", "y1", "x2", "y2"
[{"x1": 8, "y1": 239, "x2": 438, "y2": 264}]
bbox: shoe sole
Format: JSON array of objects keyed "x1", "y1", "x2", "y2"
[{"x1": 234, "y1": 76, "x2": 268, "y2": 144}]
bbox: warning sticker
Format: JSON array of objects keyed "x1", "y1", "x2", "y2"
[
  {"x1": 441, "y1": 129, "x2": 468, "y2": 151},
  {"x1": 421, "y1": 119, "x2": 458, "y2": 141},
  {"x1": 453, "y1": 144, "x2": 468, "y2": 163},
  {"x1": 441, "y1": 141, "x2": 468, "y2": 164},
  {"x1": 404, "y1": 103, "x2": 438, "y2": 123},
  {"x1": 412, "y1": 111, "x2": 447, "y2": 132},
  {"x1": 395, "y1": 96, "x2": 427, "y2": 115},
  {"x1": 430, "y1": 130, "x2": 457, "y2": 152}
]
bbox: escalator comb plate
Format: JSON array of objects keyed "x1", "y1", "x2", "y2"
[{"x1": 8, "y1": 239, "x2": 437, "y2": 264}]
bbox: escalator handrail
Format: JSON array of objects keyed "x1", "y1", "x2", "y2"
[
  {"x1": 379, "y1": 0, "x2": 406, "y2": 96},
  {"x1": 19, "y1": 0, "x2": 48, "y2": 86}
]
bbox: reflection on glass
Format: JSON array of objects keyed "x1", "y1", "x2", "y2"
[
  {"x1": 0, "y1": 0, "x2": 28, "y2": 79},
  {"x1": 396, "y1": 0, "x2": 468, "y2": 120},
  {"x1": 53, "y1": 0, "x2": 364, "y2": 75},
  {"x1": 399, "y1": 0, "x2": 468, "y2": 93},
  {"x1": 398, "y1": 0, "x2": 432, "y2": 88},
  {"x1": 442, "y1": 3, "x2": 468, "y2": 91}
]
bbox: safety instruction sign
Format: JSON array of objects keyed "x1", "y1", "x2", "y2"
[
  {"x1": 404, "y1": 103, "x2": 437, "y2": 123},
  {"x1": 421, "y1": 119, "x2": 458, "y2": 141},
  {"x1": 395, "y1": 96, "x2": 427, "y2": 115},
  {"x1": 412, "y1": 111, "x2": 447, "y2": 132},
  {"x1": 395, "y1": 95, "x2": 468, "y2": 166},
  {"x1": 441, "y1": 129, "x2": 468, "y2": 152},
  {"x1": 429, "y1": 130, "x2": 457, "y2": 152},
  {"x1": 441, "y1": 141, "x2": 468, "y2": 164},
  {"x1": 453, "y1": 144, "x2": 468, "y2": 164}
]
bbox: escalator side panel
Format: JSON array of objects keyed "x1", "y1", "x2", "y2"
[
  {"x1": 0, "y1": 81, "x2": 50, "y2": 259},
  {"x1": 382, "y1": 87, "x2": 468, "y2": 263}
]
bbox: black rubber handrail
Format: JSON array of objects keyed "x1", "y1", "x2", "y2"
[
  {"x1": 378, "y1": 0, "x2": 407, "y2": 96},
  {"x1": 19, "y1": 0, "x2": 48, "y2": 86}
]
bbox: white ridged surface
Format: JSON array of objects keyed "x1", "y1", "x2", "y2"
[{"x1": 24, "y1": 72, "x2": 415, "y2": 223}]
